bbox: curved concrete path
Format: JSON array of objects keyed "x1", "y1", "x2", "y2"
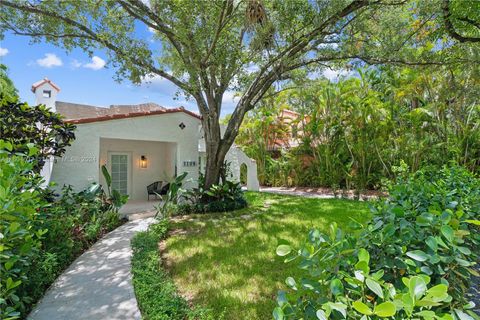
[{"x1": 28, "y1": 217, "x2": 155, "y2": 320}]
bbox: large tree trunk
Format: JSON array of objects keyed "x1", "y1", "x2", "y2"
[{"x1": 202, "y1": 113, "x2": 232, "y2": 189}]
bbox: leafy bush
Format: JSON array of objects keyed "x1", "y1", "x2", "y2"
[
  {"x1": 178, "y1": 180, "x2": 248, "y2": 214},
  {"x1": 274, "y1": 166, "x2": 479, "y2": 319},
  {"x1": 361, "y1": 165, "x2": 480, "y2": 303},
  {"x1": 0, "y1": 140, "x2": 125, "y2": 319},
  {"x1": 19, "y1": 185, "x2": 125, "y2": 316},
  {"x1": 0, "y1": 143, "x2": 46, "y2": 320},
  {"x1": 131, "y1": 220, "x2": 218, "y2": 320},
  {"x1": 101, "y1": 165, "x2": 129, "y2": 212},
  {"x1": 155, "y1": 172, "x2": 189, "y2": 218}
]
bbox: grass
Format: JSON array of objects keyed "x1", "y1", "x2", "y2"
[
  {"x1": 131, "y1": 220, "x2": 218, "y2": 320},
  {"x1": 163, "y1": 192, "x2": 371, "y2": 320}
]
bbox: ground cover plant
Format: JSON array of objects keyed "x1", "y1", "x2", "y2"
[
  {"x1": 162, "y1": 192, "x2": 370, "y2": 319},
  {"x1": 131, "y1": 219, "x2": 218, "y2": 320},
  {"x1": 274, "y1": 165, "x2": 480, "y2": 319}
]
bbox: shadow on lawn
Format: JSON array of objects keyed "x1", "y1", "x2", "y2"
[{"x1": 164, "y1": 194, "x2": 370, "y2": 319}]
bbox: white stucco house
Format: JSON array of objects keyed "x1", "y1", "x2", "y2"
[{"x1": 32, "y1": 78, "x2": 259, "y2": 203}]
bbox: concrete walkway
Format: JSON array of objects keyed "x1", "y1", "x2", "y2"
[
  {"x1": 260, "y1": 186, "x2": 384, "y2": 200},
  {"x1": 28, "y1": 217, "x2": 155, "y2": 320}
]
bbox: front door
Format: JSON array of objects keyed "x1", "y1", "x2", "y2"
[{"x1": 109, "y1": 152, "x2": 131, "y2": 196}]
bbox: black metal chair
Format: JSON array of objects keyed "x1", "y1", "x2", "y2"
[
  {"x1": 147, "y1": 181, "x2": 171, "y2": 200},
  {"x1": 147, "y1": 181, "x2": 163, "y2": 200}
]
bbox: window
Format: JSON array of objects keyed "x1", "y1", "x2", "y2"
[{"x1": 42, "y1": 90, "x2": 51, "y2": 98}]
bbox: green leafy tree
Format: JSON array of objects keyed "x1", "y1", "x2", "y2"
[
  {"x1": 0, "y1": 99, "x2": 76, "y2": 171},
  {"x1": 0, "y1": 64, "x2": 18, "y2": 101},
  {"x1": 1, "y1": 0, "x2": 478, "y2": 187}
]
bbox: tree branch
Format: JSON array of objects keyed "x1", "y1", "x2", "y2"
[
  {"x1": 0, "y1": 0, "x2": 193, "y2": 92},
  {"x1": 442, "y1": 0, "x2": 480, "y2": 43}
]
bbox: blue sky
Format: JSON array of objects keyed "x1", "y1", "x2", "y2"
[
  {"x1": 0, "y1": 28, "x2": 209, "y2": 113},
  {"x1": 0, "y1": 27, "x2": 345, "y2": 116}
]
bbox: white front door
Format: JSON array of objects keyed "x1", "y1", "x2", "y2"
[{"x1": 109, "y1": 152, "x2": 131, "y2": 196}]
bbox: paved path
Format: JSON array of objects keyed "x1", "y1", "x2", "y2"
[
  {"x1": 28, "y1": 217, "x2": 155, "y2": 320},
  {"x1": 260, "y1": 186, "x2": 336, "y2": 199},
  {"x1": 260, "y1": 186, "x2": 383, "y2": 200}
]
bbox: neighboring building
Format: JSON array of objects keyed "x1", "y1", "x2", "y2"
[
  {"x1": 266, "y1": 109, "x2": 308, "y2": 151},
  {"x1": 32, "y1": 78, "x2": 259, "y2": 201}
]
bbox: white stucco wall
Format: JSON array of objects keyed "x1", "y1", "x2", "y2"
[
  {"x1": 50, "y1": 112, "x2": 200, "y2": 198},
  {"x1": 199, "y1": 146, "x2": 260, "y2": 191},
  {"x1": 98, "y1": 138, "x2": 176, "y2": 200},
  {"x1": 225, "y1": 146, "x2": 260, "y2": 191},
  {"x1": 34, "y1": 82, "x2": 58, "y2": 112},
  {"x1": 34, "y1": 82, "x2": 59, "y2": 186}
]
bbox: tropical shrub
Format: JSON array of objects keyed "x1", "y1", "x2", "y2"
[
  {"x1": 0, "y1": 142, "x2": 46, "y2": 320},
  {"x1": 0, "y1": 141, "x2": 125, "y2": 319},
  {"x1": 100, "y1": 165, "x2": 129, "y2": 212},
  {"x1": 19, "y1": 185, "x2": 125, "y2": 315},
  {"x1": 0, "y1": 64, "x2": 18, "y2": 101},
  {"x1": 274, "y1": 166, "x2": 479, "y2": 320},
  {"x1": 178, "y1": 180, "x2": 247, "y2": 214},
  {"x1": 237, "y1": 66, "x2": 480, "y2": 190},
  {"x1": 361, "y1": 165, "x2": 480, "y2": 302},
  {"x1": 155, "y1": 172, "x2": 189, "y2": 218}
]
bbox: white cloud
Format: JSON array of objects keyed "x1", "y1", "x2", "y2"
[
  {"x1": 141, "y1": 73, "x2": 166, "y2": 86},
  {"x1": 36, "y1": 53, "x2": 63, "y2": 68},
  {"x1": 83, "y1": 56, "x2": 106, "y2": 70},
  {"x1": 222, "y1": 90, "x2": 239, "y2": 105},
  {"x1": 0, "y1": 47, "x2": 9, "y2": 57},
  {"x1": 148, "y1": 26, "x2": 156, "y2": 33},
  {"x1": 322, "y1": 68, "x2": 351, "y2": 81}
]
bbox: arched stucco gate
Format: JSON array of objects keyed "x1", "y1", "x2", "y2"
[{"x1": 225, "y1": 145, "x2": 260, "y2": 191}]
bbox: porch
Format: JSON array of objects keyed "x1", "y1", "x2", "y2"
[{"x1": 99, "y1": 138, "x2": 177, "y2": 201}]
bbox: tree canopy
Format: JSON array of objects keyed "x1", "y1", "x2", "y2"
[
  {"x1": 1, "y1": 0, "x2": 478, "y2": 186},
  {"x1": 0, "y1": 64, "x2": 18, "y2": 101}
]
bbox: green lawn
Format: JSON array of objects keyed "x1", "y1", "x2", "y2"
[{"x1": 164, "y1": 192, "x2": 371, "y2": 320}]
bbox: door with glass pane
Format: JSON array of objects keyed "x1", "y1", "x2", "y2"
[{"x1": 109, "y1": 153, "x2": 130, "y2": 196}]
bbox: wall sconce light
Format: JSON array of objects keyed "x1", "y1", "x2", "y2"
[{"x1": 140, "y1": 155, "x2": 147, "y2": 168}]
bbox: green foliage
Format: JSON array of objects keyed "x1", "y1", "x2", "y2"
[
  {"x1": 0, "y1": 141, "x2": 124, "y2": 319},
  {"x1": 0, "y1": 99, "x2": 76, "y2": 172},
  {"x1": 0, "y1": 64, "x2": 18, "y2": 101},
  {"x1": 101, "y1": 164, "x2": 129, "y2": 212},
  {"x1": 237, "y1": 66, "x2": 480, "y2": 190},
  {"x1": 18, "y1": 184, "x2": 124, "y2": 318},
  {"x1": 178, "y1": 180, "x2": 248, "y2": 214},
  {"x1": 274, "y1": 166, "x2": 479, "y2": 319},
  {"x1": 2, "y1": 0, "x2": 477, "y2": 189},
  {"x1": 0, "y1": 144, "x2": 46, "y2": 320},
  {"x1": 361, "y1": 165, "x2": 480, "y2": 302},
  {"x1": 165, "y1": 192, "x2": 370, "y2": 319},
  {"x1": 131, "y1": 219, "x2": 218, "y2": 320},
  {"x1": 155, "y1": 172, "x2": 188, "y2": 218}
]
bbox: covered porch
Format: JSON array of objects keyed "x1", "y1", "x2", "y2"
[{"x1": 99, "y1": 137, "x2": 177, "y2": 202}]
